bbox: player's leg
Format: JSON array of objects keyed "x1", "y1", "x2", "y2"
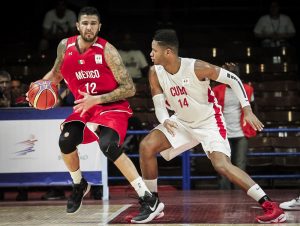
[
  {"x1": 139, "y1": 129, "x2": 172, "y2": 182},
  {"x1": 140, "y1": 120, "x2": 198, "y2": 195},
  {"x1": 208, "y1": 151, "x2": 286, "y2": 223},
  {"x1": 58, "y1": 121, "x2": 91, "y2": 214},
  {"x1": 127, "y1": 129, "x2": 171, "y2": 223},
  {"x1": 232, "y1": 137, "x2": 248, "y2": 189},
  {"x1": 135, "y1": 122, "x2": 199, "y2": 223},
  {"x1": 95, "y1": 126, "x2": 164, "y2": 224}
]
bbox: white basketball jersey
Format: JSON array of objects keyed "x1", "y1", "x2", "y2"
[{"x1": 155, "y1": 57, "x2": 223, "y2": 128}]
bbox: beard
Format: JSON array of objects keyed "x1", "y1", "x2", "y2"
[{"x1": 80, "y1": 30, "x2": 99, "y2": 43}]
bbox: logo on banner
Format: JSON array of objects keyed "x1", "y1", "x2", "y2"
[
  {"x1": 95, "y1": 54, "x2": 102, "y2": 64},
  {"x1": 14, "y1": 135, "x2": 38, "y2": 156}
]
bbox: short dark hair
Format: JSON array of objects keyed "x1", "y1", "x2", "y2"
[
  {"x1": 153, "y1": 29, "x2": 179, "y2": 53},
  {"x1": 0, "y1": 70, "x2": 11, "y2": 80},
  {"x1": 78, "y1": 6, "x2": 101, "y2": 22}
]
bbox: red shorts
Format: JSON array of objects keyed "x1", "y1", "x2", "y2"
[{"x1": 62, "y1": 104, "x2": 133, "y2": 145}]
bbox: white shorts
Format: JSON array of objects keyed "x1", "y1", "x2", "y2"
[{"x1": 155, "y1": 115, "x2": 231, "y2": 161}]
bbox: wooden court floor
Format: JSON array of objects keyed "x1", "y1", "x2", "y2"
[{"x1": 0, "y1": 188, "x2": 299, "y2": 226}]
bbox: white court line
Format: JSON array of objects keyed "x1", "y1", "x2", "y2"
[{"x1": 103, "y1": 204, "x2": 132, "y2": 225}]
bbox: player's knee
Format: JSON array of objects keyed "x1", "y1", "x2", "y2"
[
  {"x1": 139, "y1": 138, "x2": 155, "y2": 157},
  {"x1": 99, "y1": 140, "x2": 123, "y2": 162},
  {"x1": 59, "y1": 122, "x2": 84, "y2": 154},
  {"x1": 212, "y1": 160, "x2": 230, "y2": 176}
]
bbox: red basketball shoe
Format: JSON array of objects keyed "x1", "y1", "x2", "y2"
[{"x1": 256, "y1": 201, "x2": 286, "y2": 223}]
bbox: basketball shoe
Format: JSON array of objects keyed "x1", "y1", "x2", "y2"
[
  {"x1": 125, "y1": 192, "x2": 164, "y2": 222},
  {"x1": 256, "y1": 201, "x2": 286, "y2": 223},
  {"x1": 66, "y1": 178, "x2": 91, "y2": 214},
  {"x1": 131, "y1": 191, "x2": 165, "y2": 223},
  {"x1": 280, "y1": 196, "x2": 300, "y2": 210}
]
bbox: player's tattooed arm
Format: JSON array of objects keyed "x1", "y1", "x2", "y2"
[
  {"x1": 43, "y1": 39, "x2": 66, "y2": 84},
  {"x1": 98, "y1": 42, "x2": 136, "y2": 104}
]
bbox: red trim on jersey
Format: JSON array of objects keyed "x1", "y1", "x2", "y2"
[
  {"x1": 208, "y1": 88, "x2": 227, "y2": 139},
  {"x1": 212, "y1": 84, "x2": 256, "y2": 138}
]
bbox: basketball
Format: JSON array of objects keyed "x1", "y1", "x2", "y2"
[{"x1": 27, "y1": 80, "x2": 58, "y2": 110}]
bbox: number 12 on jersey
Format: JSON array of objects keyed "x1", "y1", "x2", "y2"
[
  {"x1": 85, "y1": 82, "x2": 97, "y2": 94},
  {"x1": 178, "y1": 97, "x2": 189, "y2": 108}
]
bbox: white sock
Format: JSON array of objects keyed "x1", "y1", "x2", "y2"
[
  {"x1": 131, "y1": 177, "x2": 151, "y2": 197},
  {"x1": 70, "y1": 168, "x2": 82, "y2": 184},
  {"x1": 247, "y1": 184, "x2": 266, "y2": 202},
  {"x1": 143, "y1": 178, "x2": 158, "y2": 193}
]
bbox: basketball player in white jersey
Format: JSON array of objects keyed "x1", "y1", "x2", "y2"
[{"x1": 134, "y1": 29, "x2": 286, "y2": 224}]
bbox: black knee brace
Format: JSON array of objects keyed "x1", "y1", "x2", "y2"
[
  {"x1": 96, "y1": 127, "x2": 123, "y2": 162},
  {"x1": 59, "y1": 121, "x2": 85, "y2": 154}
]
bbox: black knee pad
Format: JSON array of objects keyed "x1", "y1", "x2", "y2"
[
  {"x1": 99, "y1": 140, "x2": 123, "y2": 162},
  {"x1": 96, "y1": 126, "x2": 123, "y2": 162},
  {"x1": 59, "y1": 122, "x2": 84, "y2": 154}
]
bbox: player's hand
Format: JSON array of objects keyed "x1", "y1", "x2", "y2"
[
  {"x1": 73, "y1": 90, "x2": 98, "y2": 117},
  {"x1": 25, "y1": 86, "x2": 32, "y2": 107},
  {"x1": 242, "y1": 106, "x2": 264, "y2": 131},
  {"x1": 163, "y1": 119, "x2": 178, "y2": 137}
]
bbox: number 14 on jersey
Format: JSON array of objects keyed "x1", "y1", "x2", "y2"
[{"x1": 178, "y1": 97, "x2": 189, "y2": 108}]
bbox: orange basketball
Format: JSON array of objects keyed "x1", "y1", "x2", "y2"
[{"x1": 28, "y1": 80, "x2": 58, "y2": 110}]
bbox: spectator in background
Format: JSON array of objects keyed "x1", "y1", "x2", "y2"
[
  {"x1": 10, "y1": 79, "x2": 28, "y2": 107},
  {"x1": 213, "y1": 63, "x2": 257, "y2": 190},
  {"x1": 39, "y1": 0, "x2": 77, "y2": 55},
  {"x1": 118, "y1": 33, "x2": 149, "y2": 83},
  {"x1": 254, "y1": 0, "x2": 296, "y2": 47},
  {"x1": 0, "y1": 70, "x2": 11, "y2": 107}
]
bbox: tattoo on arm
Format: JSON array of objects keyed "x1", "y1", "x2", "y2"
[
  {"x1": 43, "y1": 39, "x2": 66, "y2": 84},
  {"x1": 100, "y1": 42, "x2": 136, "y2": 104}
]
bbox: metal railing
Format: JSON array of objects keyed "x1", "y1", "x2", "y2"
[{"x1": 109, "y1": 128, "x2": 300, "y2": 190}]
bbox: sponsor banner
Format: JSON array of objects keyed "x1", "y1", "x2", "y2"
[
  {"x1": 0, "y1": 120, "x2": 104, "y2": 173},
  {"x1": 0, "y1": 108, "x2": 108, "y2": 199}
]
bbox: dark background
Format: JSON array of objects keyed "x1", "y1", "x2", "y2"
[{"x1": 0, "y1": 0, "x2": 299, "y2": 49}]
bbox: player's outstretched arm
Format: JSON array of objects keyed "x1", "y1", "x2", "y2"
[{"x1": 194, "y1": 60, "x2": 264, "y2": 131}]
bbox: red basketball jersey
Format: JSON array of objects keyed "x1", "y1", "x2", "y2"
[{"x1": 60, "y1": 36, "x2": 130, "y2": 110}]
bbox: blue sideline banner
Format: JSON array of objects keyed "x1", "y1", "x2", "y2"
[{"x1": 0, "y1": 107, "x2": 108, "y2": 200}]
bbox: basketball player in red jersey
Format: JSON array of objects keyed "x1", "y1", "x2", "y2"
[
  {"x1": 134, "y1": 29, "x2": 286, "y2": 224},
  {"x1": 26, "y1": 7, "x2": 163, "y2": 223}
]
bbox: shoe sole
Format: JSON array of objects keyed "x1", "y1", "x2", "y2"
[
  {"x1": 67, "y1": 183, "x2": 91, "y2": 215},
  {"x1": 257, "y1": 213, "x2": 286, "y2": 223},
  {"x1": 279, "y1": 205, "x2": 300, "y2": 210},
  {"x1": 125, "y1": 210, "x2": 164, "y2": 222},
  {"x1": 131, "y1": 202, "x2": 165, "y2": 224},
  {"x1": 281, "y1": 207, "x2": 300, "y2": 210},
  {"x1": 155, "y1": 211, "x2": 164, "y2": 219}
]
